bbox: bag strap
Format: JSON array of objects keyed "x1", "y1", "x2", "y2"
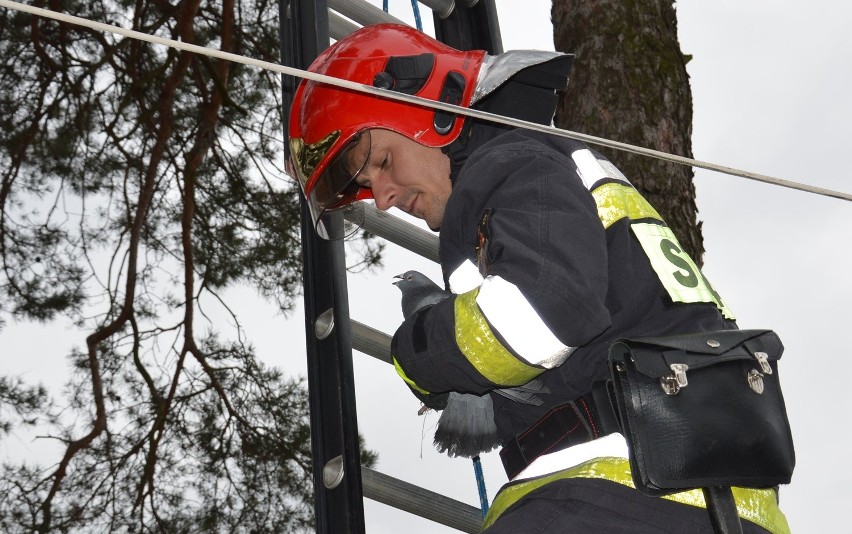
[
  {"x1": 703, "y1": 486, "x2": 744, "y2": 534},
  {"x1": 499, "y1": 382, "x2": 620, "y2": 479}
]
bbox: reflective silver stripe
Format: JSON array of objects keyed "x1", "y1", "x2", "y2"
[
  {"x1": 448, "y1": 259, "x2": 484, "y2": 294},
  {"x1": 515, "y1": 433, "x2": 629, "y2": 481},
  {"x1": 571, "y1": 148, "x2": 631, "y2": 189},
  {"x1": 477, "y1": 275, "x2": 574, "y2": 367},
  {"x1": 596, "y1": 157, "x2": 630, "y2": 184},
  {"x1": 471, "y1": 50, "x2": 570, "y2": 105}
]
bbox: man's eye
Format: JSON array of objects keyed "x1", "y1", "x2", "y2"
[{"x1": 381, "y1": 155, "x2": 390, "y2": 169}]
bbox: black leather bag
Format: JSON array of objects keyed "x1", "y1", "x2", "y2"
[{"x1": 608, "y1": 329, "x2": 795, "y2": 496}]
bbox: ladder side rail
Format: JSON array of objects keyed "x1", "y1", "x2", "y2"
[
  {"x1": 284, "y1": 2, "x2": 505, "y2": 530},
  {"x1": 281, "y1": 1, "x2": 366, "y2": 532},
  {"x1": 433, "y1": 0, "x2": 502, "y2": 54}
]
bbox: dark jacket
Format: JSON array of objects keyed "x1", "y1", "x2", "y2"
[{"x1": 392, "y1": 125, "x2": 736, "y2": 444}]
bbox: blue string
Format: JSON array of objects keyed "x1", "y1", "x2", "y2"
[
  {"x1": 384, "y1": 1, "x2": 424, "y2": 32},
  {"x1": 410, "y1": 0, "x2": 423, "y2": 31},
  {"x1": 472, "y1": 456, "x2": 489, "y2": 518}
]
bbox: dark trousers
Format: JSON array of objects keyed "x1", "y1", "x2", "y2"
[{"x1": 484, "y1": 478, "x2": 772, "y2": 534}]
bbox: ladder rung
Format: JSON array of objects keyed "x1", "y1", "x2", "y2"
[
  {"x1": 344, "y1": 202, "x2": 440, "y2": 263},
  {"x1": 329, "y1": 0, "x2": 467, "y2": 27},
  {"x1": 328, "y1": 0, "x2": 406, "y2": 27},
  {"x1": 329, "y1": 8, "x2": 360, "y2": 39},
  {"x1": 420, "y1": 0, "x2": 456, "y2": 19},
  {"x1": 351, "y1": 320, "x2": 392, "y2": 364},
  {"x1": 362, "y1": 466, "x2": 482, "y2": 533}
]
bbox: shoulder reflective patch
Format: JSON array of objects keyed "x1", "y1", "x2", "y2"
[
  {"x1": 591, "y1": 182, "x2": 663, "y2": 229},
  {"x1": 571, "y1": 149, "x2": 631, "y2": 190},
  {"x1": 631, "y1": 222, "x2": 735, "y2": 320},
  {"x1": 570, "y1": 149, "x2": 602, "y2": 189},
  {"x1": 477, "y1": 275, "x2": 574, "y2": 368},
  {"x1": 449, "y1": 259, "x2": 484, "y2": 294},
  {"x1": 454, "y1": 289, "x2": 544, "y2": 387},
  {"x1": 596, "y1": 158, "x2": 630, "y2": 184},
  {"x1": 392, "y1": 356, "x2": 431, "y2": 395}
]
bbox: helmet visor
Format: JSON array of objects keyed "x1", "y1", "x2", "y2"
[
  {"x1": 289, "y1": 129, "x2": 372, "y2": 238},
  {"x1": 289, "y1": 130, "x2": 371, "y2": 238},
  {"x1": 314, "y1": 129, "x2": 371, "y2": 212}
]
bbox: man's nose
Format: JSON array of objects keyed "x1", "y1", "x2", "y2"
[{"x1": 372, "y1": 180, "x2": 398, "y2": 211}]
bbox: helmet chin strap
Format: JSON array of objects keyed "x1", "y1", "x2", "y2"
[{"x1": 442, "y1": 118, "x2": 475, "y2": 186}]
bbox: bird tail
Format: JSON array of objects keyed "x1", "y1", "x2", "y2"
[{"x1": 433, "y1": 392, "x2": 501, "y2": 458}]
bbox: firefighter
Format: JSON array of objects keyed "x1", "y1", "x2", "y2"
[{"x1": 288, "y1": 24, "x2": 788, "y2": 533}]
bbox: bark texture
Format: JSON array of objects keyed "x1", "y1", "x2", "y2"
[{"x1": 552, "y1": 0, "x2": 704, "y2": 264}]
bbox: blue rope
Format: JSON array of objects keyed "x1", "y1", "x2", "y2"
[
  {"x1": 410, "y1": 0, "x2": 423, "y2": 31},
  {"x1": 383, "y1": 1, "x2": 424, "y2": 32},
  {"x1": 472, "y1": 456, "x2": 489, "y2": 518}
]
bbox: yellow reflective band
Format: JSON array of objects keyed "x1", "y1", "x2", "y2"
[
  {"x1": 631, "y1": 222, "x2": 735, "y2": 320},
  {"x1": 591, "y1": 181, "x2": 663, "y2": 229},
  {"x1": 392, "y1": 356, "x2": 430, "y2": 395},
  {"x1": 482, "y1": 457, "x2": 790, "y2": 534},
  {"x1": 454, "y1": 289, "x2": 544, "y2": 387}
]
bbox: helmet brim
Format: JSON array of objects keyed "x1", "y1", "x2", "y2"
[{"x1": 289, "y1": 130, "x2": 372, "y2": 238}]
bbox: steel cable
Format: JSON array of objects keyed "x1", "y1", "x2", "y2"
[{"x1": 1, "y1": 0, "x2": 850, "y2": 202}]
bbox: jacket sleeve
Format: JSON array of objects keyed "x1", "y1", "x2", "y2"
[{"x1": 392, "y1": 140, "x2": 612, "y2": 397}]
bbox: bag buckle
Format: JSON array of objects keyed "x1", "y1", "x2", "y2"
[
  {"x1": 747, "y1": 369, "x2": 765, "y2": 394},
  {"x1": 660, "y1": 363, "x2": 689, "y2": 395},
  {"x1": 753, "y1": 352, "x2": 773, "y2": 374}
]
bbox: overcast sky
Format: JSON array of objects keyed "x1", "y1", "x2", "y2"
[{"x1": 1, "y1": 0, "x2": 850, "y2": 532}]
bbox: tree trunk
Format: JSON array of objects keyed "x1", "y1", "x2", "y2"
[{"x1": 552, "y1": 0, "x2": 704, "y2": 264}]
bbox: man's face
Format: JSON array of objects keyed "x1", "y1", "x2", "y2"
[{"x1": 353, "y1": 129, "x2": 452, "y2": 230}]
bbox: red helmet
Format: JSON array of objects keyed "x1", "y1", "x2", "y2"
[{"x1": 288, "y1": 24, "x2": 485, "y2": 232}]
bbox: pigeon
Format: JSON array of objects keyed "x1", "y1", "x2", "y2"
[
  {"x1": 393, "y1": 271, "x2": 451, "y2": 318},
  {"x1": 393, "y1": 270, "x2": 550, "y2": 458}
]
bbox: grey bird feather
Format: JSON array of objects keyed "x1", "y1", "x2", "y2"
[
  {"x1": 394, "y1": 270, "x2": 451, "y2": 318},
  {"x1": 394, "y1": 270, "x2": 549, "y2": 458}
]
